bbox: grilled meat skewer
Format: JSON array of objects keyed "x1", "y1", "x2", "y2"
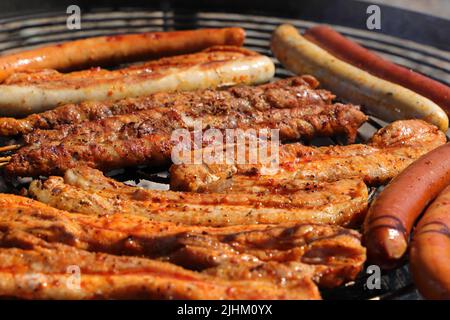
[
  {"x1": 0, "y1": 193, "x2": 365, "y2": 288},
  {"x1": 0, "y1": 76, "x2": 333, "y2": 136},
  {"x1": 170, "y1": 119, "x2": 446, "y2": 192},
  {"x1": 29, "y1": 167, "x2": 368, "y2": 226},
  {"x1": 5, "y1": 82, "x2": 367, "y2": 178}
]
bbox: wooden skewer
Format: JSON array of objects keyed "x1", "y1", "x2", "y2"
[
  {"x1": 0, "y1": 144, "x2": 20, "y2": 153},
  {"x1": 0, "y1": 156, "x2": 11, "y2": 162}
]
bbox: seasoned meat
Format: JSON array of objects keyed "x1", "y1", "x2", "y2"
[
  {"x1": 170, "y1": 119, "x2": 446, "y2": 192},
  {"x1": 29, "y1": 166, "x2": 368, "y2": 226},
  {"x1": 0, "y1": 193, "x2": 366, "y2": 288},
  {"x1": 0, "y1": 76, "x2": 334, "y2": 136},
  {"x1": 5, "y1": 82, "x2": 367, "y2": 177}
]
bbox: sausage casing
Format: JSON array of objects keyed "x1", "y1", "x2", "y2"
[
  {"x1": 304, "y1": 25, "x2": 450, "y2": 115},
  {"x1": 364, "y1": 143, "x2": 450, "y2": 268},
  {"x1": 271, "y1": 24, "x2": 448, "y2": 131},
  {"x1": 410, "y1": 184, "x2": 450, "y2": 300}
]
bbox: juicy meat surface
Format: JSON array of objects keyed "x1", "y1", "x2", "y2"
[
  {"x1": 0, "y1": 193, "x2": 366, "y2": 289},
  {"x1": 0, "y1": 46, "x2": 275, "y2": 116},
  {"x1": 0, "y1": 232, "x2": 319, "y2": 299},
  {"x1": 4, "y1": 47, "x2": 260, "y2": 88},
  {"x1": 29, "y1": 166, "x2": 368, "y2": 226},
  {"x1": 170, "y1": 120, "x2": 446, "y2": 192},
  {"x1": 0, "y1": 76, "x2": 334, "y2": 136},
  {"x1": 5, "y1": 79, "x2": 367, "y2": 177}
]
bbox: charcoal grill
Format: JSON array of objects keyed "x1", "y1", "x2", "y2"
[{"x1": 0, "y1": 0, "x2": 449, "y2": 300}]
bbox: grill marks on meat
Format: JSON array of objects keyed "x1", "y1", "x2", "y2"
[
  {"x1": 0, "y1": 193, "x2": 367, "y2": 299},
  {"x1": 0, "y1": 76, "x2": 333, "y2": 136},
  {"x1": 4, "y1": 77, "x2": 367, "y2": 177},
  {"x1": 170, "y1": 120, "x2": 446, "y2": 192},
  {"x1": 0, "y1": 194, "x2": 365, "y2": 289},
  {"x1": 28, "y1": 166, "x2": 368, "y2": 227}
]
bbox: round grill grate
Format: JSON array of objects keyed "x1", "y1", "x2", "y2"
[{"x1": 1, "y1": 6, "x2": 449, "y2": 300}]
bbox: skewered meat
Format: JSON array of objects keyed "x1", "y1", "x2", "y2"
[
  {"x1": 0, "y1": 193, "x2": 366, "y2": 288},
  {"x1": 0, "y1": 76, "x2": 334, "y2": 136},
  {"x1": 170, "y1": 119, "x2": 446, "y2": 192},
  {"x1": 29, "y1": 166, "x2": 368, "y2": 226},
  {"x1": 4, "y1": 79, "x2": 367, "y2": 177},
  {"x1": 0, "y1": 46, "x2": 275, "y2": 116}
]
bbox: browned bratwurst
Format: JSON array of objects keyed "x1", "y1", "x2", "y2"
[
  {"x1": 410, "y1": 184, "x2": 450, "y2": 300},
  {"x1": 364, "y1": 142, "x2": 450, "y2": 269},
  {"x1": 304, "y1": 25, "x2": 450, "y2": 115},
  {"x1": 271, "y1": 24, "x2": 448, "y2": 131},
  {"x1": 0, "y1": 27, "x2": 245, "y2": 82}
]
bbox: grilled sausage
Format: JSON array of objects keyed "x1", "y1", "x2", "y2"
[
  {"x1": 410, "y1": 185, "x2": 450, "y2": 300},
  {"x1": 0, "y1": 28, "x2": 245, "y2": 82},
  {"x1": 364, "y1": 142, "x2": 450, "y2": 269},
  {"x1": 0, "y1": 46, "x2": 275, "y2": 116},
  {"x1": 271, "y1": 24, "x2": 448, "y2": 131},
  {"x1": 304, "y1": 25, "x2": 450, "y2": 115}
]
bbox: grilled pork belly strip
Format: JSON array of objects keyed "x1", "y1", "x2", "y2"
[
  {"x1": 0, "y1": 193, "x2": 365, "y2": 288},
  {"x1": 0, "y1": 233, "x2": 319, "y2": 299},
  {"x1": 29, "y1": 167, "x2": 368, "y2": 226},
  {"x1": 0, "y1": 46, "x2": 275, "y2": 116},
  {"x1": 0, "y1": 75, "x2": 334, "y2": 136},
  {"x1": 5, "y1": 83, "x2": 367, "y2": 178},
  {"x1": 170, "y1": 119, "x2": 446, "y2": 192}
]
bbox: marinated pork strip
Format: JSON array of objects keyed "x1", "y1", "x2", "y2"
[
  {"x1": 65, "y1": 165, "x2": 364, "y2": 200},
  {"x1": 0, "y1": 28, "x2": 246, "y2": 83},
  {"x1": 29, "y1": 167, "x2": 368, "y2": 227},
  {"x1": 0, "y1": 233, "x2": 318, "y2": 299},
  {"x1": 271, "y1": 24, "x2": 449, "y2": 131},
  {"x1": 5, "y1": 97, "x2": 366, "y2": 178},
  {"x1": 170, "y1": 119, "x2": 446, "y2": 192},
  {"x1": 0, "y1": 46, "x2": 275, "y2": 116},
  {"x1": 0, "y1": 193, "x2": 366, "y2": 288},
  {"x1": 0, "y1": 76, "x2": 334, "y2": 136}
]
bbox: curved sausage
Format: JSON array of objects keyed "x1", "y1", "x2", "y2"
[
  {"x1": 271, "y1": 24, "x2": 448, "y2": 131},
  {"x1": 0, "y1": 47, "x2": 275, "y2": 116},
  {"x1": 304, "y1": 25, "x2": 450, "y2": 115},
  {"x1": 0, "y1": 27, "x2": 245, "y2": 83},
  {"x1": 410, "y1": 185, "x2": 450, "y2": 300},
  {"x1": 363, "y1": 142, "x2": 450, "y2": 269}
]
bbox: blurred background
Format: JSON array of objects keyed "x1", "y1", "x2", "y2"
[
  {"x1": 360, "y1": 0, "x2": 450, "y2": 19},
  {"x1": 0, "y1": 0, "x2": 448, "y2": 300},
  {"x1": 0, "y1": 0, "x2": 448, "y2": 50}
]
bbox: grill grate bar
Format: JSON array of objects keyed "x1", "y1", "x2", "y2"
[{"x1": 1, "y1": 9, "x2": 448, "y2": 59}]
